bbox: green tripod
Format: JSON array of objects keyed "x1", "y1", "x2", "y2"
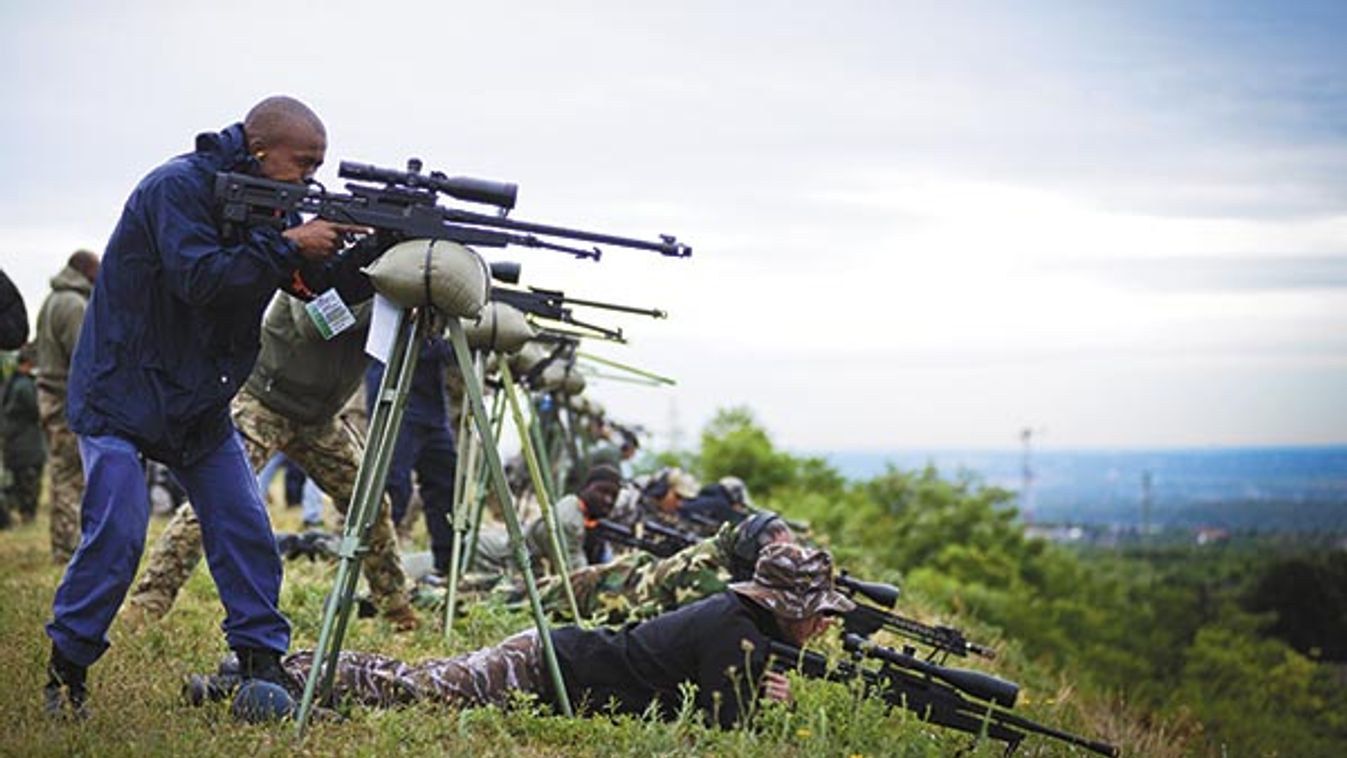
[{"x1": 293, "y1": 308, "x2": 573, "y2": 736}]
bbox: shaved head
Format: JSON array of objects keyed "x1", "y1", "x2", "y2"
[
  {"x1": 243, "y1": 96, "x2": 328, "y2": 183},
  {"x1": 244, "y1": 95, "x2": 325, "y2": 147}
]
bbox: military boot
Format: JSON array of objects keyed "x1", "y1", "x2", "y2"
[
  {"x1": 233, "y1": 647, "x2": 289, "y2": 688},
  {"x1": 44, "y1": 643, "x2": 89, "y2": 720}
]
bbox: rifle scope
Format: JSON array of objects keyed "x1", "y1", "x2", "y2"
[
  {"x1": 837, "y1": 571, "x2": 900, "y2": 609},
  {"x1": 340, "y1": 160, "x2": 518, "y2": 210},
  {"x1": 843, "y1": 632, "x2": 1019, "y2": 708}
]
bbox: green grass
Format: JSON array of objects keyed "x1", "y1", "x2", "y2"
[{"x1": 0, "y1": 502, "x2": 1168, "y2": 757}]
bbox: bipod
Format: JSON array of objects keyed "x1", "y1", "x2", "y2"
[
  {"x1": 501, "y1": 363, "x2": 582, "y2": 621},
  {"x1": 445, "y1": 317, "x2": 574, "y2": 715},
  {"x1": 294, "y1": 307, "x2": 428, "y2": 736}
]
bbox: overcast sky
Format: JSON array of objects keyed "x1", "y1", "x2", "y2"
[{"x1": 2, "y1": 1, "x2": 1344, "y2": 451}]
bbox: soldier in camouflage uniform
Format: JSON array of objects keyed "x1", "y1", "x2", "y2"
[
  {"x1": 124, "y1": 294, "x2": 417, "y2": 629},
  {"x1": 424, "y1": 511, "x2": 794, "y2": 624},
  {"x1": 470, "y1": 464, "x2": 622, "y2": 577},
  {"x1": 610, "y1": 466, "x2": 700, "y2": 531},
  {"x1": 190, "y1": 543, "x2": 850, "y2": 728},
  {"x1": 33, "y1": 251, "x2": 99, "y2": 562}
]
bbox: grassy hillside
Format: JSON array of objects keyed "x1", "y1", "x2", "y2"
[{"x1": 0, "y1": 488, "x2": 1162, "y2": 757}]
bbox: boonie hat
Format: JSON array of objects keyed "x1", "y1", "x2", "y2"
[{"x1": 729, "y1": 543, "x2": 856, "y2": 621}]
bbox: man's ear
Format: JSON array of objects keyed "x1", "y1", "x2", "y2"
[{"x1": 248, "y1": 135, "x2": 267, "y2": 157}]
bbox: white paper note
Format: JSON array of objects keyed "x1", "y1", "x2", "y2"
[{"x1": 365, "y1": 293, "x2": 402, "y2": 364}]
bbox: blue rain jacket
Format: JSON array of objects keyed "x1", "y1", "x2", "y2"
[{"x1": 67, "y1": 123, "x2": 374, "y2": 466}]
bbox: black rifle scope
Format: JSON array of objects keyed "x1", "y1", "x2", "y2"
[
  {"x1": 837, "y1": 571, "x2": 901, "y2": 609},
  {"x1": 843, "y1": 632, "x2": 1019, "y2": 708},
  {"x1": 340, "y1": 159, "x2": 518, "y2": 210}
]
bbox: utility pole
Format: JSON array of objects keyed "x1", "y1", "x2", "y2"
[
  {"x1": 667, "y1": 396, "x2": 684, "y2": 453},
  {"x1": 1019, "y1": 427, "x2": 1036, "y2": 524},
  {"x1": 1141, "y1": 470, "x2": 1153, "y2": 542}
]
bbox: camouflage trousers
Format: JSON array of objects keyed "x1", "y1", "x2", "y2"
[
  {"x1": 282, "y1": 629, "x2": 542, "y2": 708},
  {"x1": 125, "y1": 390, "x2": 410, "y2": 619},
  {"x1": 40, "y1": 390, "x2": 83, "y2": 563}
]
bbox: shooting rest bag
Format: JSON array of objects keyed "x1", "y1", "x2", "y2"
[
  {"x1": 509, "y1": 341, "x2": 550, "y2": 375},
  {"x1": 563, "y1": 366, "x2": 586, "y2": 395},
  {"x1": 465, "y1": 302, "x2": 535, "y2": 354},
  {"x1": 539, "y1": 362, "x2": 586, "y2": 395},
  {"x1": 362, "y1": 239, "x2": 489, "y2": 318}
]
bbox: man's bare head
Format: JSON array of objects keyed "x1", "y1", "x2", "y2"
[
  {"x1": 244, "y1": 96, "x2": 327, "y2": 183},
  {"x1": 67, "y1": 249, "x2": 99, "y2": 283}
]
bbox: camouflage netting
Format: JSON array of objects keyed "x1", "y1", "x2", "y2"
[
  {"x1": 465, "y1": 302, "x2": 535, "y2": 354},
  {"x1": 363, "y1": 239, "x2": 489, "y2": 318}
]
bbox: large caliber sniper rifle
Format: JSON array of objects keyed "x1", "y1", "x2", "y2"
[
  {"x1": 770, "y1": 633, "x2": 1119, "y2": 757},
  {"x1": 592, "y1": 518, "x2": 699, "y2": 558},
  {"x1": 837, "y1": 571, "x2": 997, "y2": 661},
  {"x1": 492, "y1": 286, "x2": 666, "y2": 342},
  {"x1": 214, "y1": 158, "x2": 692, "y2": 260}
]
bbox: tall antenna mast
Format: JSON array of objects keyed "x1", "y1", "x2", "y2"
[
  {"x1": 1141, "y1": 470, "x2": 1153, "y2": 541},
  {"x1": 667, "y1": 396, "x2": 684, "y2": 452},
  {"x1": 1020, "y1": 427, "x2": 1036, "y2": 524}
]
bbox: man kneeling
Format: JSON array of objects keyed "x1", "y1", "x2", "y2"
[{"x1": 194, "y1": 543, "x2": 852, "y2": 728}]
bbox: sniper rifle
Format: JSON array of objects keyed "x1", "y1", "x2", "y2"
[
  {"x1": 592, "y1": 518, "x2": 698, "y2": 558},
  {"x1": 215, "y1": 158, "x2": 691, "y2": 260},
  {"x1": 837, "y1": 571, "x2": 997, "y2": 660},
  {"x1": 770, "y1": 633, "x2": 1118, "y2": 756}
]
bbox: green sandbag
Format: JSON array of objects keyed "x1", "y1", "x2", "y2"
[
  {"x1": 362, "y1": 239, "x2": 489, "y2": 318},
  {"x1": 465, "y1": 302, "x2": 535, "y2": 354},
  {"x1": 509, "y1": 341, "x2": 550, "y2": 374},
  {"x1": 562, "y1": 366, "x2": 586, "y2": 395},
  {"x1": 538, "y1": 362, "x2": 586, "y2": 394}
]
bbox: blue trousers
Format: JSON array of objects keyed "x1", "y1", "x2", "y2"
[
  {"x1": 257, "y1": 452, "x2": 323, "y2": 525},
  {"x1": 386, "y1": 420, "x2": 457, "y2": 572},
  {"x1": 47, "y1": 433, "x2": 289, "y2": 667}
]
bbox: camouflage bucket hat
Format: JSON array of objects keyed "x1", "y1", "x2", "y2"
[
  {"x1": 666, "y1": 468, "x2": 700, "y2": 499},
  {"x1": 729, "y1": 543, "x2": 856, "y2": 621}
]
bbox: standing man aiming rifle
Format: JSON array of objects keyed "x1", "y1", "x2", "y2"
[{"x1": 44, "y1": 95, "x2": 370, "y2": 717}]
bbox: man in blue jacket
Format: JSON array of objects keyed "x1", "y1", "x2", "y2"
[{"x1": 44, "y1": 95, "x2": 370, "y2": 717}]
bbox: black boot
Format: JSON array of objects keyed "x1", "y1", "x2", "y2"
[
  {"x1": 44, "y1": 643, "x2": 89, "y2": 720},
  {"x1": 233, "y1": 647, "x2": 289, "y2": 688}
]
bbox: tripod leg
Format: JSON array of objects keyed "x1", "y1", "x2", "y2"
[
  {"x1": 445, "y1": 318, "x2": 573, "y2": 716},
  {"x1": 294, "y1": 308, "x2": 426, "y2": 736},
  {"x1": 444, "y1": 352, "x2": 484, "y2": 639},
  {"x1": 461, "y1": 386, "x2": 504, "y2": 573},
  {"x1": 502, "y1": 364, "x2": 581, "y2": 621}
]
